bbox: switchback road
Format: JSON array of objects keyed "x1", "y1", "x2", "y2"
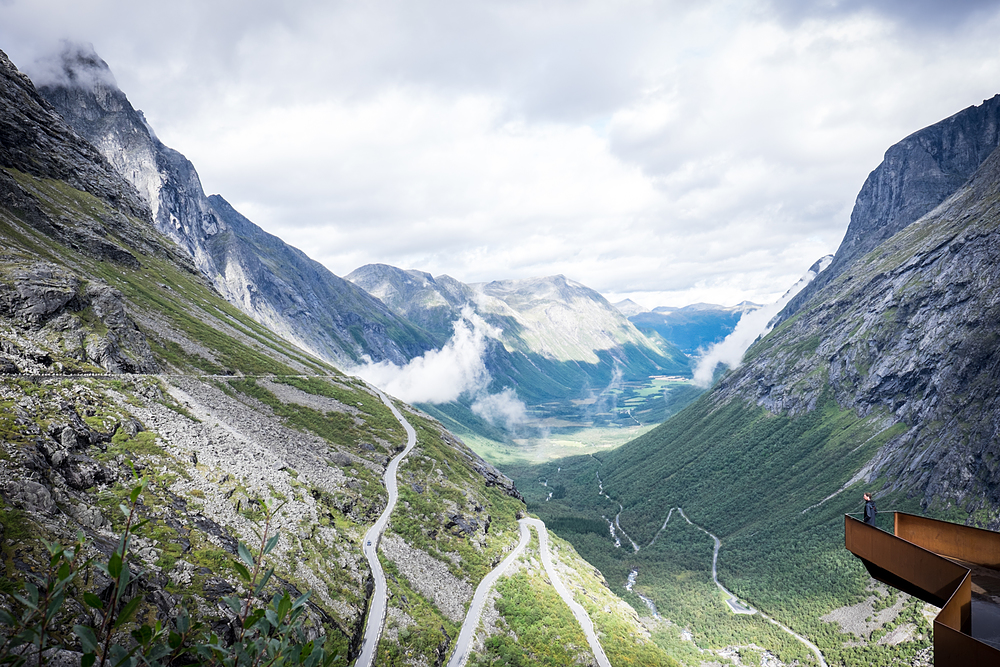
[
  {"x1": 355, "y1": 389, "x2": 417, "y2": 667},
  {"x1": 447, "y1": 518, "x2": 611, "y2": 667}
]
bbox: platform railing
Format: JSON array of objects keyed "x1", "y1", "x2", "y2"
[{"x1": 845, "y1": 512, "x2": 1000, "y2": 666}]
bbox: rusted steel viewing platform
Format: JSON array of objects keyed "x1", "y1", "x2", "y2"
[{"x1": 845, "y1": 512, "x2": 1000, "y2": 665}]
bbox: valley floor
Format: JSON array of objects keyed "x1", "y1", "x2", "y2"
[{"x1": 503, "y1": 395, "x2": 939, "y2": 666}]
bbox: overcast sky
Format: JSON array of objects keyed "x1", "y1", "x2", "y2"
[{"x1": 3, "y1": 1, "x2": 1000, "y2": 308}]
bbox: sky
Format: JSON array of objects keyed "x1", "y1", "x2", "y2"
[{"x1": 3, "y1": 0, "x2": 1000, "y2": 309}]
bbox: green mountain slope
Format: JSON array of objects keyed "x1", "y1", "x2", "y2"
[
  {"x1": 1, "y1": 46, "x2": 668, "y2": 666},
  {"x1": 510, "y1": 105, "x2": 1000, "y2": 666}
]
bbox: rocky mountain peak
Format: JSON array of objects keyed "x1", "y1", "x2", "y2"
[
  {"x1": 33, "y1": 44, "x2": 435, "y2": 367},
  {"x1": 612, "y1": 298, "x2": 648, "y2": 317},
  {"x1": 779, "y1": 93, "x2": 1000, "y2": 323},
  {"x1": 35, "y1": 43, "x2": 220, "y2": 255},
  {"x1": 0, "y1": 47, "x2": 148, "y2": 223}
]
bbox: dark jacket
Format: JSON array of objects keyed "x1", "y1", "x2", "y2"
[{"x1": 863, "y1": 499, "x2": 877, "y2": 525}]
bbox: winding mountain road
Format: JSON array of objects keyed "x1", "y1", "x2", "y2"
[
  {"x1": 355, "y1": 389, "x2": 417, "y2": 667},
  {"x1": 448, "y1": 518, "x2": 612, "y2": 667},
  {"x1": 447, "y1": 521, "x2": 532, "y2": 667},
  {"x1": 657, "y1": 507, "x2": 755, "y2": 614},
  {"x1": 648, "y1": 507, "x2": 827, "y2": 666}
]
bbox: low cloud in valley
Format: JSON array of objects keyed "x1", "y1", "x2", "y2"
[
  {"x1": 693, "y1": 256, "x2": 833, "y2": 386},
  {"x1": 351, "y1": 308, "x2": 528, "y2": 426}
]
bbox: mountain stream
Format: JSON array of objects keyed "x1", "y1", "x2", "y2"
[{"x1": 595, "y1": 476, "x2": 829, "y2": 667}]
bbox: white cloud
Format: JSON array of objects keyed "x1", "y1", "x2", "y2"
[
  {"x1": 2, "y1": 1, "x2": 1000, "y2": 309},
  {"x1": 351, "y1": 307, "x2": 495, "y2": 403},
  {"x1": 350, "y1": 308, "x2": 527, "y2": 427},
  {"x1": 472, "y1": 389, "x2": 528, "y2": 430},
  {"x1": 692, "y1": 255, "x2": 833, "y2": 386}
]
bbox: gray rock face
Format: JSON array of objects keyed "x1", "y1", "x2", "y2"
[
  {"x1": 7, "y1": 480, "x2": 56, "y2": 513},
  {"x1": 36, "y1": 44, "x2": 434, "y2": 367},
  {"x1": 719, "y1": 141, "x2": 1000, "y2": 511},
  {"x1": 0, "y1": 49, "x2": 173, "y2": 269},
  {"x1": 780, "y1": 93, "x2": 1000, "y2": 322},
  {"x1": 0, "y1": 49, "x2": 146, "y2": 221},
  {"x1": 205, "y1": 197, "x2": 434, "y2": 365},
  {"x1": 0, "y1": 262, "x2": 158, "y2": 373}
]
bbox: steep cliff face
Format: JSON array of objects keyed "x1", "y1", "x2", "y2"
[
  {"x1": 35, "y1": 43, "x2": 435, "y2": 367},
  {"x1": 781, "y1": 93, "x2": 1000, "y2": 322},
  {"x1": 0, "y1": 49, "x2": 146, "y2": 222},
  {"x1": 719, "y1": 141, "x2": 1000, "y2": 511}
]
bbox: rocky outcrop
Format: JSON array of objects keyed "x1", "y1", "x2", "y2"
[
  {"x1": 780, "y1": 93, "x2": 1000, "y2": 322},
  {"x1": 35, "y1": 43, "x2": 435, "y2": 367},
  {"x1": 0, "y1": 262, "x2": 158, "y2": 373},
  {"x1": 717, "y1": 141, "x2": 1000, "y2": 512}
]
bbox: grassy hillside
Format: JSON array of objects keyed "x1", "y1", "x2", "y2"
[{"x1": 508, "y1": 393, "x2": 930, "y2": 665}]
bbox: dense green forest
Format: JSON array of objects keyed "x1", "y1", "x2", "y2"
[{"x1": 506, "y1": 391, "x2": 936, "y2": 665}]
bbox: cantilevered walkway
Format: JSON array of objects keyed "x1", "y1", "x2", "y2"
[{"x1": 845, "y1": 512, "x2": 1000, "y2": 665}]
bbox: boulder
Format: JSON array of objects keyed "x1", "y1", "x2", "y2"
[{"x1": 7, "y1": 480, "x2": 55, "y2": 513}]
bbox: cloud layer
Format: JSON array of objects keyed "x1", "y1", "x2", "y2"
[
  {"x1": 692, "y1": 255, "x2": 833, "y2": 386},
  {"x1": 351, "y1": 308, "x2": 528, "y2": 426},
  {"x1": 2, "y1": 1, "x2": 1000, "y2": 307}
]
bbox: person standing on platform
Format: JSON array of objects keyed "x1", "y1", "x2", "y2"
[{"x1": 863, "y1": 492, "x2": 877, "y2": 526}]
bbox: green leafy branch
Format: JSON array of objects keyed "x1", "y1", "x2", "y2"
[{"x1": 0, "y1": 481, "x2": 338, "y2": 667}]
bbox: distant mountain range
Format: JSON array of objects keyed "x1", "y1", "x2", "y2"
[
  {"x1": 348, "y1": 265, "x2": 687, "y2": 379},
  {"x1": 617, "y1": 301, "x2": 761, "y2": 355},
  {"x1": 347, "y1": 265, "x2": 691, "y2": 438}
]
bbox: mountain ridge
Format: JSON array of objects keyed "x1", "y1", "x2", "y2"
[
  {"x1": 779, "y1": 92, "x2": 1000, "y2": 323},
  {"x1": 35, "y1": 42, "x2": 436, "y2": 367}
]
